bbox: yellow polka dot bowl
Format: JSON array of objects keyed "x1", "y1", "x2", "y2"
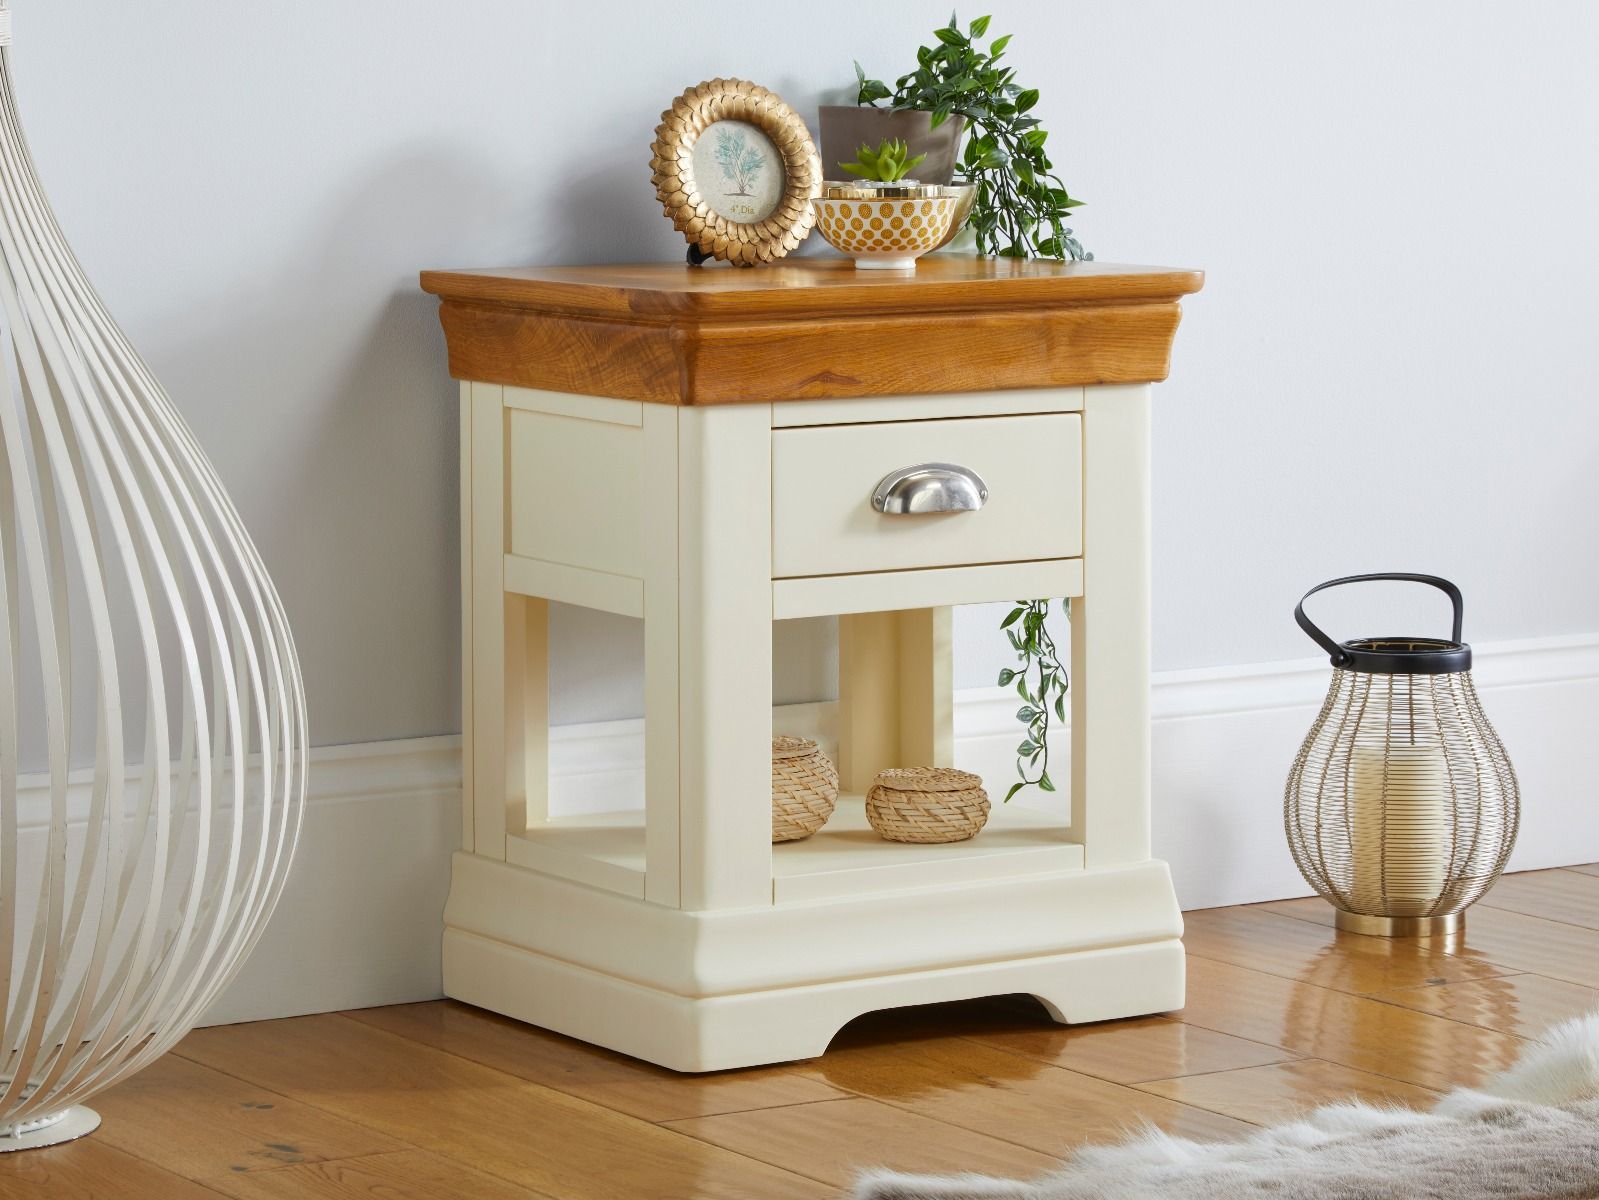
[{"x1": 812, "y1": 182, "x2": 974, "y2": 270}]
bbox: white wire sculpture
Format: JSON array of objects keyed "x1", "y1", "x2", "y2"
[{"x1": 0, "y1": 5, "x2": 307, "y2": 1150}]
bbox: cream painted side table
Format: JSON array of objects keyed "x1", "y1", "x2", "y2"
[{"x1": 421, "y1": 258, "x2": 1204, "y2": 1072}]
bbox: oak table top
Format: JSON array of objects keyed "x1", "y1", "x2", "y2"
[{"x1": 420, "y1": 258, "x2": 1204, "y2": 406}]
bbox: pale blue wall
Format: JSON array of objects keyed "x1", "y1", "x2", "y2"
[{"x1": 15, "y1": 0, "x2": 1598, "y2": 745}]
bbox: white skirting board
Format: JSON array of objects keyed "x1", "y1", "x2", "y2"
[{"x1": 133, "y1": 630, "x2": 1598, "y2": 1024}]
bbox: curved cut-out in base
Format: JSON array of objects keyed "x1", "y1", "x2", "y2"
[
  {"x1": 441, "y1": 857, "x2": 1189, "y2": 1075},
  {"x1": 0, "y1": 1106, "x2": 100, "y2": 1152}
]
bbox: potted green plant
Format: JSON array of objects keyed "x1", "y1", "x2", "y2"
[
  {"x1": 846, "y1": 14, "x2": 1090, "y2": 261},
  {"x1": 837, "y1": 137, "x2": 927, "y2": 184},
  {"x1": 847, "y1": 15, "x2": 1090, "y2": 796},
  {"x1": 818, "y1": 108, "x2": 965, "y2": 186}
]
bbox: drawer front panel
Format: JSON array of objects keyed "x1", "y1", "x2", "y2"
[{"x1": 772, "y1": 414, "x2": 1081, "y2": 579}]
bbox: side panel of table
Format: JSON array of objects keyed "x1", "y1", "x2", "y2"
[{"x1": 462, "y1": 386, "x2": 780, "y2": 911}]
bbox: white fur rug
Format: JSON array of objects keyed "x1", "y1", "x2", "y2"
[{"x1": 852, "y1": 1013, "x2": 1599, "y2": 1200}]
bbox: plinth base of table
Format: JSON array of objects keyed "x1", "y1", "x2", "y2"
[{"x1": 442, "y1": 851, "x2": 1185, "y2": 1073}]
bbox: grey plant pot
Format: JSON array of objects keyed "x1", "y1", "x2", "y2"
[{"x1": 817, "y1": 106, "x2": 966, "y2": 185}]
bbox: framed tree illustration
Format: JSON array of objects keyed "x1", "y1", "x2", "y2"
[
  {"x1": 714, "y1": 126, "x2": 766, "y2": 197},
  {"x1": 652, "y1": 78, "x2": 820, "y2": 266}
]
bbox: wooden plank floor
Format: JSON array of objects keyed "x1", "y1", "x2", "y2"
[{"x1": 7, "y1": 866, "x2": 1599, "y2": 1199}]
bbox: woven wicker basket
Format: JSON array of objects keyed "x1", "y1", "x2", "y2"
[
  {"x1": 772, "y1": 736, "x2": 838, "y2": 843},
  {"x1": 866, "y1": 767, "x2": 990, "y2": 844}
]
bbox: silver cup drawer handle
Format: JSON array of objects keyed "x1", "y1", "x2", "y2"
[{"x1": 871, "y1": 463, "x2": 989, "y2": 515}]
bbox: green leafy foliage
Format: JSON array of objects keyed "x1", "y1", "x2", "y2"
[
  {"x1": 839, "y1": 138, "x2": 928, "y2": 183},
  {"x1": 998, "y1": 599, "x2": 1070, "y2": 800},
  {"x1": 855, "y1": 14, "x2": 1086, "y2": 796},
  {"x1": 854, "y1": 13, "x2": 1089, "y2": 261}
]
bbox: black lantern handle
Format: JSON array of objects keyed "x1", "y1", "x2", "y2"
[{"x1": 1295, "y1": 573, "x2": 1465, "y2": 665}]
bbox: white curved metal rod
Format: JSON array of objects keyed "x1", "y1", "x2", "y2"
[{"x1": 0, "y1": 3, "x2": 306, "y2": 1148}]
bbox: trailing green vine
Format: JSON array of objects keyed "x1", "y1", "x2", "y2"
[{"x1": 998, "y1": 599, "x2": 1069, "y2": 800}]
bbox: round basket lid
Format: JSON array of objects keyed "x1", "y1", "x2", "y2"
[
  {"x1": 871, "y1": 766, "x2": 984, "y2": 793},
  {"x1": 772, "y1": 735, "x2": 820, "y2": 760}
]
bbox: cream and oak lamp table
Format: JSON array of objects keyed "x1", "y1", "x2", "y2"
[{"x1": 421, "y1": 258, "x2": 1204, "y2": 1072}]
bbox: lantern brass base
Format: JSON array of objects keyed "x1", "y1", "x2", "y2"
[{"x1": 1333, "y1": 909, "x2": 1463, "y2": 939}]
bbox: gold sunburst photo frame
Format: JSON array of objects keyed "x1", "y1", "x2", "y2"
[{"x1": 651, "y1": 78, "x2": 821, "y2": 267}]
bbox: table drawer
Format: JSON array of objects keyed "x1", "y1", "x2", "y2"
[{"x1": 772, "y1": 414, "x2": 1081, "y2": 579}]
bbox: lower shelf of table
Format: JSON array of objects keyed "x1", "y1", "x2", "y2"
[{"x1": 504, "y1": 795, "x2": 1083, "y2": 903}]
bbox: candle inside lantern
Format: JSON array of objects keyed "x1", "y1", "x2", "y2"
[{"x1": 1347, "y1": 744, "x2": 1450, "y2": 917}]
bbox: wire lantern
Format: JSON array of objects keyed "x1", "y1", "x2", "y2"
[
  {"x1": 0, "y1": 6, "x2": 306, "y2": 1149},
  {"x1": 1285, "y1": 574, "x2": 1517, "y2": 937}
]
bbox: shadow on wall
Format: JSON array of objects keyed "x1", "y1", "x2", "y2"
[
  {"x1": 146, "y1": 147, "x2": 551, "y2": 754},
  {"x1": 269, "y1": 149, "x2": 516, "y2": 745},
  {"x1": 153, "y1": 105, "x2": 853, "y2": 760},
  {"x1": 551, "y1": 157, "x2": 662, "y2": 262},
  {"x1": 243, "y1": 140, "x2": 742, "y2": 737}
]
